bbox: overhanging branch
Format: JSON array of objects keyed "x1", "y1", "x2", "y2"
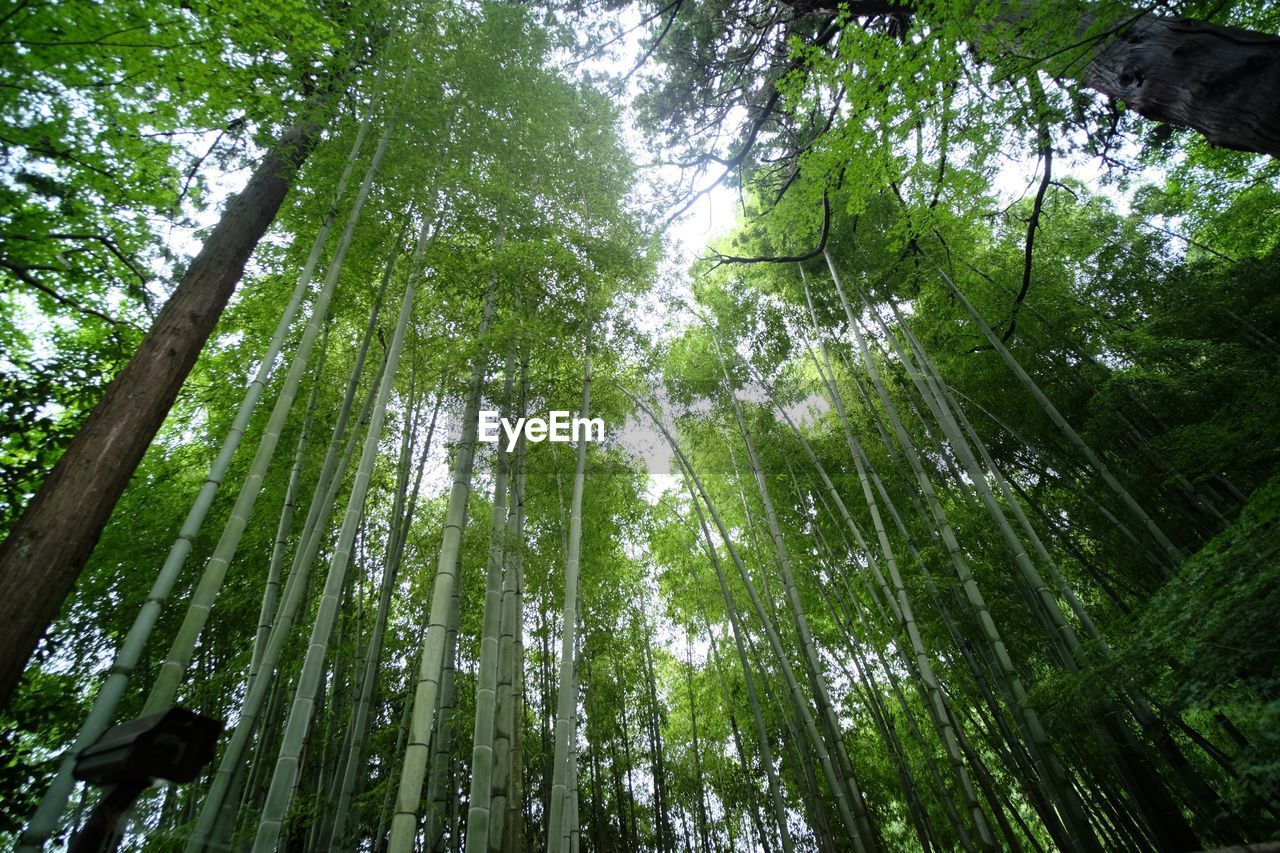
[{"x1": 707, "y1": 191, "x2": 830, "y2": 270}]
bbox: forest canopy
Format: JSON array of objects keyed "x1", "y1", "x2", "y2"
[{"x1": 1, "y1": 0, "x2": 1279, "y2": 851}]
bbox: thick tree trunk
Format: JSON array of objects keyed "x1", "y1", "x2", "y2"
[
  {"x1": 1084, "y1": 15, "x2": 1280, "y2": 157},
  {"x1": 0, "y1": 112, "x2": 322, "y2": 705},
  {"x1": 788, "y1": 1, "x2": 1280, "y2": 156}
]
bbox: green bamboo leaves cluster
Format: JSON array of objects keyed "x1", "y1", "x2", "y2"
[{"x1": 627, "y1": 170, "x2": 1277, "y2": 849}]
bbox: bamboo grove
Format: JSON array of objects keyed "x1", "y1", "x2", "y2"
[{"x1": 2, "y1": 0, "x2": 1280, "y2": 851}]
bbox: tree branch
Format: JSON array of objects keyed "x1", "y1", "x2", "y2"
[
  {"x1": 1001, "y1": 139, "x2": 1052, "y2": 343},
  {"x1": 707, "y1": 191, "x2": 830, "y2": 270},
  {"x1": 0, "y1": 258, "x2": 125, "y2": 327},
  {"x1": 625, "y1": 0, "x2": 684, "y2": 82},
  {"x1": 664, "y1": 16, "x2": 841, "y2": 226}
]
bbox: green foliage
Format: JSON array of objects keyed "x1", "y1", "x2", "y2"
[
  {"x1": 3, "y1": 0, "x2": 1280, "y2": 849},
  {"x1": 1123, "y1": 475, "x2": 1280, "y2": 810}
]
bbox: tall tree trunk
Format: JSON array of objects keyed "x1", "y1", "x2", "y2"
[
  {"x1": 388, "y1": 248, "x2": 500, "y2": 852},
  {"x1": 0, "y1": 98, "x2": 329, "y2": 706},
  {"x1": 464, "y1": 352, "x2": 515, "y2": 852},
  {"x1": 329, "y1": 391, "x2": 439, "y2": 850},
  {"x1": 547, "y1": 350, "x2": 592, "y2": 853},
  {"x1": 252, "y1": 229, "x2": 419, "y2": 852},
  {"x1": 15, "y1": 100, "x2": 377, "y2": 846},
  {"x1": 143, "y1": 103, "x2": 401, "y2": 715}
]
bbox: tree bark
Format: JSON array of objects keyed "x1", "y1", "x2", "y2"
[
  {"x1": 783, "y1": 1, "x2": 1280, "y2": 157},
  {"x1": 1084, "y1": 15, "x2": 1280, "y2": 157},
  {"x1": 0, "y1": 112, "x2": 322, "y2": 705}
]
